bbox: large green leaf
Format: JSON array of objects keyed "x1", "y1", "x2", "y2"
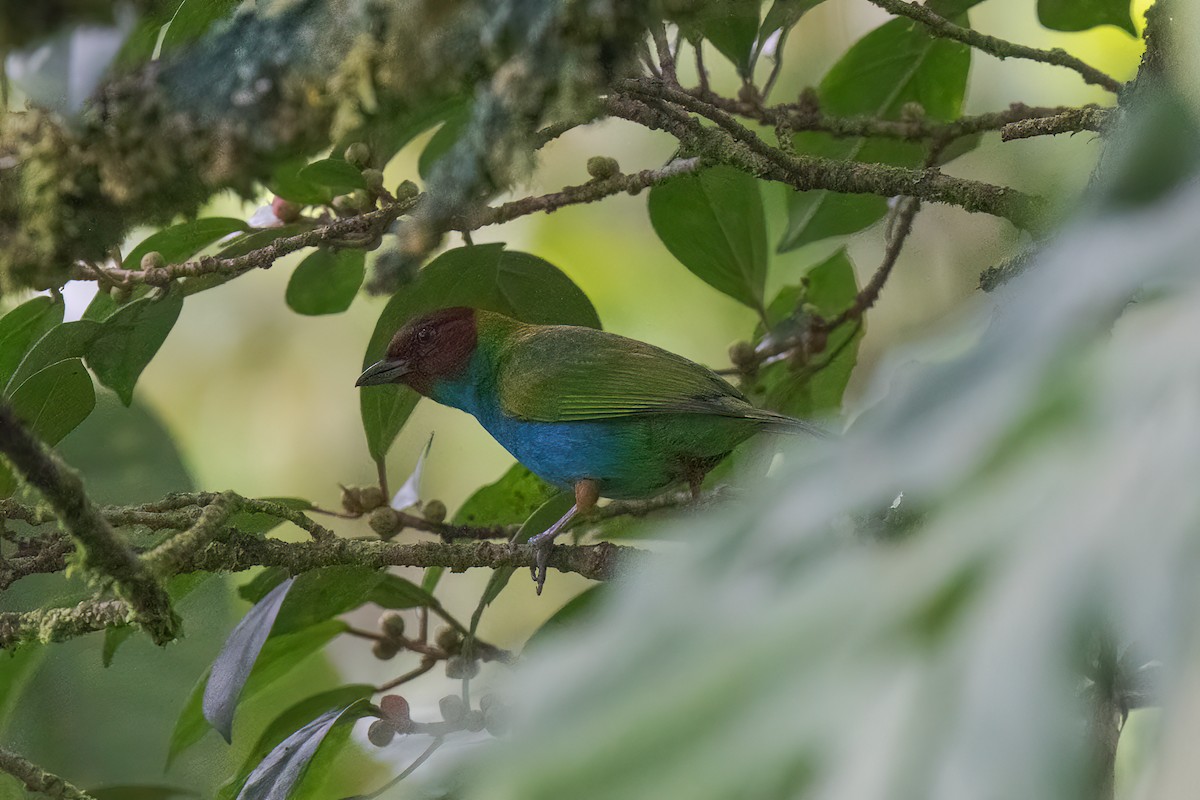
[
  {"x1": 418, "y1": 105, "x2": 471, "y2": 180},
  {"x1": 754, "y1": 249, "x2": 862, "y2": 418},
  {"x1": 285, "y1": 249, "x2": 365, "y2": 316},
  {"x1": 86, "y1": 293, "x2": 184, "y2": 406},
  {"x1": 270, "y1": 567, "x2": 385, "y2": 636},
  {"x1": 169, "y1": 620, "x2": 347, "y2": 765},
  {"x1": 297, "y1": 159, "x2": 366, "y2": 193},
  {"x1": 0, "y1": 296, "x2": 64, "y2": 389},
  {"x1": 235, "y1": 701, "x2": 374, "y2": 800},
  {"x1": 6, "y1": 320, "x2": 102, "y2": 394},
  {"x1": 1037, "y1": 0, "x2": 1135, "y2": 35},
  {"x1": 648, "y1": 166, "x2": 769, "y2": 314},
  {"x1": 160, "y1": 0, "x2": 240, "y2": 54},
  {"x1": 679, "y1": 0, "x2": 761, "y2": 77},
  {"x1": 7, "y1": 359, "x2": 97, "y2": 447},
  {"x1": 204, "y1": 579, "x2": 296, "y2": 743},
  {"x1": 360, "y1": 243, "x2": 600, "y2": 460},
  {"x1": 453, "y1": 463, "x2": 558, "y2": 528},
  {"x1": 779, "y1": 18, "x2": 970, "y2": 252},
  {"x1": 216, "y1": 685, "x2": 376, "y2": 800}
]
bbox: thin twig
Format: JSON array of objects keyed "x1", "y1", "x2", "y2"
[
  {"x1": 1001, "y1": 106, "x2": 1110, "y2": 141},
  {"x1": 357, "y1": 737, "x2": 444, "y2": 799},
  {"x1": 376, "y1": 658, "x2": 437, "y2": 692},
  {"x1": 867, "y1": 0, "x2": 1124, "y2": 94}
]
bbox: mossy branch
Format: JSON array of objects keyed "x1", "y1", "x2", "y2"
[
  {"x1": 0, "y1": 403, "x2": 178, "y2": 644},
  {"x1": 0, "y1": 538, "x2": 641, "y2": 651},
  {"x1": 0, "y1": 748, "x2": 95, "y2": 800}
]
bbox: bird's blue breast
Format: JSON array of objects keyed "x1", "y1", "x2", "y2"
[{"x1": 427, "y1": 365, "x2": 642, "y2": 495}]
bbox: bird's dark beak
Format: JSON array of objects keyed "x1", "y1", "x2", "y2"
[{"x1": 356, "y1": 358, "x2": 411, "y2": 387}]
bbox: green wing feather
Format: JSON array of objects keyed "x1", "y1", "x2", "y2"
[{"x1": 496, "y1": 325, "x2": 771, "y2": 423}]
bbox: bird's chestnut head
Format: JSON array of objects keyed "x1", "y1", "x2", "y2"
[{"x1": 356, "y1": 307, "x2": 478, "y2": 395}]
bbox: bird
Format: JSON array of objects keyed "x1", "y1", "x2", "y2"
[{"x1": 357, "y1": 307, "x2": 826, "y2": 592}]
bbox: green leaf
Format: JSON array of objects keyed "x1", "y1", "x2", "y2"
[
  {"x1": 453, "y1": 464, "x2": 558, "y2": 528},
  {"x1": 169, "y1": 619, "x2": 346, "y2": 764},
  {"x1": 236, "y1": 701, "x2": 373, "y2": 800},
  {"x1": 6, "y1": 320, "x2": 102, "y2": 394},
  {"x1": 271, "y1": 567, "x2": 384, "y2": 636},
  {"x1": 760, "y1": 0, "x2": 827, "y2": 38},
  {"x1": 86, "y1": 293, "x2": 184, "y2": 406},
  {"x1": 754, "y1": 249, "x2": 862, "y2": 417},
  {"x1": 779, "y1": 18, "x2": 970, "y2": 252},
  {"x1": 239, "y1": 569, "x2": 289, "y2": 604},
  {"x1": 681, "y1": 0, "x2": 761, "y2": 77},
  {"x1": 472, "y1": 492, "x2": 572, "y2": 627},
  {"x1": 160, "y1": 0, "x2": 240, "y2": 54},
  {"x1": 268, "y1": 159, "x2": 334, "y2": 206},
  {"x1": 360, "y1": 243, "x2": 600, "y2": 460},
  {"x1": 336, "y1": 94, "x2": 470, "y2": 170},
  {"x1": 85, "y1": 217, "x2": 247, "y2": 321},
  {"x1": 648, "y1": 166, "x2": 769, "y2": 313},
  {"x1": 525, "y1": 585, "x2": 606, "y2": 651},
  {"x1": 8, "y1": 359, "x2": 97, "y2": 447},
  {"x1": 285, "y1": 249, "x2": 365, "y2": 316},
  {"x1": 217, "y1": 686, "x2": 376, "y2": 800},
  {"x1": 203, "y1": 579, "x2": 295, "y2": 743},
  {"x1": 1037, "y1": 0, "x2": 1136, "y2": 35},
  {"x1": 0, "y1": 296, "x2": 64, "y2": 390},
  {"x1": 369, "y1": 574, "x2": 438, "y2": 609},
  {"x1": 418, "y1": 106, "x2": 471, "y2": 181},
  {"x1": 297, "y1": 159, "x2": 366, "y2": 193}
]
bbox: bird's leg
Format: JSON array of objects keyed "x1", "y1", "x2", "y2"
[{"x1": 528, "y1": 479, "x2": 599, "y2": 595}]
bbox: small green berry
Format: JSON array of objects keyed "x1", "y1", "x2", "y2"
[
  {"x1": 728, "y1": 341, "x2": 756, "y2": 367},
  {"x1": 359, "y1": 486, "x2": 386, "y2": 511},
  {"x1": 422, "y1": 499, "x2": 447, "y2": 524},
  {"x1": 372, "y1": 639, "x2": 400, "y2": 660},
  {"x1": 367, "y1": 719, "x2": 396, "y2": 747},
  {"x1": 394, "y1": 180, "x2": 419, "y2": 201},
  {"x1": 368, "y1": 507, "x2": 402, "y2": 538},
  {"x1": 444, "y1": 655, "x2": 479, "y2": 680},
  {"x1": 140, "y1": 251, "x2": 165, "y2": 270},
  {"x1": 340, "y1": 485, "x2": 365, "y2": 514},
  {"x1": 361, "y1": 168, "x2": 385, "y2": 193},
  {"x1": 586, "y1": 156, "x2": 620, "y2": 180},
  {"x1": 379, "y1": 611, "x2": 406, "y2": 640},
  {"x1": 344, "y1": 142, "x2": 371, "y2": 168},
  {"x1": 434, "y1": 625, "x2": 461, "y2": 654},
  {"x1": 109, "y1": 285, "x2": 133, "y2": 303}
]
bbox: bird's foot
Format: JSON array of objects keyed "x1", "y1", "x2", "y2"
[{"x1": 528, "y1": 533, "x2": 555, "y2": 596}]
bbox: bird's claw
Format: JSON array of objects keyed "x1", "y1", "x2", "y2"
[{"x1": 530, "y1": 537, "x2": 553, "y2": 596}]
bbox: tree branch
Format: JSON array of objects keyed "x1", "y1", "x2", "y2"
[
  {"x1": 608, "y1": 93, "x2": 1047, "y2": 231},
  {"x1": 0, "y1": 403, "x2": 178, "y2": 644},
  {"x1": 0, "y1": 537, "x2": 644, "y2": 651},
  {"x1": 0, "y1": 748, "x2": 95, "y2": 800},
  {"x1": 1001, "y1": 106, "x2": 1110, "y2": 141},
  {"x1": 867, "y1": 0, "x2": 1125, "y2": 94}
]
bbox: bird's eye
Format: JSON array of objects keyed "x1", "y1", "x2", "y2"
[{"x1": 417, "y1": 327, "x2": 433, "y2": 344}]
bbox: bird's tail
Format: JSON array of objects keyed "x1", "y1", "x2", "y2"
[{"x1": 746, "y1": 408, "x2": 834, "y2": 439}]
